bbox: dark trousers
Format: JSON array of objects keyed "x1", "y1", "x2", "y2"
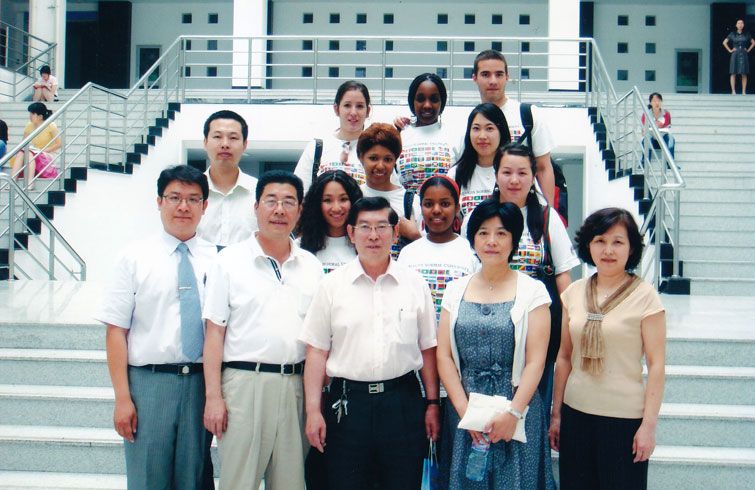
[
  {"x1": 559, "y1": 404, "x2": 647, "y2": 490},
  {"x1": 324, "y1": 375, "x2": 427, "y2": 490}
]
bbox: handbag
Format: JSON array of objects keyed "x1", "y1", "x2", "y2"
[
  {"x1": 421, "y1": 439, "x2": 440, "y2": 490},
  {"x1": 535, "y1": 206, "x2": 562, "y2": 363}
]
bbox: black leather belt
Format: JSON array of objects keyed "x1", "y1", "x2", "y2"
[
  {"x1": 132, "y1": 363, "x2": 203, "y2": 375},
  {"x1": 222, "y1": 361, "x2": 304, "y2": 375},
  {"x1": 331, "y1": 371, "x2": 416, "y2": 394}
]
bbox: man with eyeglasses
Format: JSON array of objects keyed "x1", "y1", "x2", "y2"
[
  {"x1": 97, "y1": 165, "x2": 216, "y2": 488},
  {"x1": 202, "y1": 170, "x2": 324, "y2": 489},
  {"x1": 197, "y1": 110, "x2": 258, "y2": 249},
  {"x1": 300, "y1": 196, "x2": 440, "y2": 489}
]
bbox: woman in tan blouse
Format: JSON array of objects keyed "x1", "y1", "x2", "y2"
[{"x1": 549, "y1": 208, "x2": 665, "y2": 489}]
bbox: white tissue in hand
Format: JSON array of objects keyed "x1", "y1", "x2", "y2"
[{"x1": 457, "y1": 393, "x2": 529, "y2": 443}]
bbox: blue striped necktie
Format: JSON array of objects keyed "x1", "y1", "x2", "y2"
[{"x1": 176, "y1": 242, "x2": 204, "y2": 361}]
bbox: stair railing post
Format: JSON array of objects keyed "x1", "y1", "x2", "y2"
[
  {"x1": 673, "y1": 190, "x2": 681, "y2": 278},
  {"x1": 105, "y1": 91, "x2": 111, "y2": 167},
  {"x1": 86, "y1": 88, "x2": 92, "y2": 167},
  {"x1": 8, "y1": 182, "x2": 15, "y2": 280},
  {"x1": 247, "y1": 37, "x2": 252, "y2": 103},
  {"x1": 48, "y1": 227, "x2": 55, "y2": 279},
  {"x1": 122, "y1": 94, "x2": 128, "y2": 168}
]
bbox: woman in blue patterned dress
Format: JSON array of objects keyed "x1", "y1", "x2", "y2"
[{"x1": 437, "y1": 199, "x2": 556, "y2": 489}]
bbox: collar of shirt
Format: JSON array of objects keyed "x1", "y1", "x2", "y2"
[
  {"x1": 343, "y1": 257, "x2": 401, "y2": 285},
  {"x1": 159, "y1": 229, "x2": 201, "y2": 256},
  {"x1": 205, "y1": 168, "x2": 256, "y2": 196},
  {"x1": 248, "y1": 233, "x2": 306, "y2": 264}
]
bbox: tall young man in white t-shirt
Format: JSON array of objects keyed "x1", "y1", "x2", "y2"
[{"x1": 472, "y1": 50, "x2": 556, "y2": 206}]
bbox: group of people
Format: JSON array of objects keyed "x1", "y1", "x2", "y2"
[{"x1": 97, "y1": 48, "x2": 667, "y2": 490}]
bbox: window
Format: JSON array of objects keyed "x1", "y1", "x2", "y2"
[
  {"x1": 645, "y1": 70, "x2": 656, "y2": 82},
  {"x1": 329, "y1": 67, "x2": 339, "y2": 78},
  {"x1": 303, "y1": 13, "x2": 313, "y2": 24},
  {"x1": 385, "y1": 67, "x2": 394, "y2": 78},
  {"x1": 357, "y1": 13, "x2": 367, "y2": 24},
  {"x1": 207, "y1": 40, "x2": 218, "y2": 51},
  {"x1": 438, "y1": 14, "x2": 448, "y2": 25},
  {"x1": 330, "y1": 13, "x2": 340, "y2": 24},
  {"x1": 464, "y1": 41, "x2": 475, "y2": 52},
  {"x1": 521, "y1": 41, "x2": 530, "y2": 52},
  {"x1": 645, "y1": 43, "x2": 656, "y2": 54},
  {"x1": 437, "y1": 41, "x2": 448, "y2": 52},
  {"x1": 521, "y1": 68, "x2": 530, "y2": 79},
  {"x1": 492, "y1": 14, "x2": 503, "y2": 25},
  {"x1": 184, "y1": 67, "x2": 191, "y2": 77},
  {"x1": 618, "y1": 15, "x2": 628, "y2": 26},
  {"x1": 492, "y1": 41, "x2": 502, "y2": 51},
  {"x1": 385, "y1": 40, "x2": 394, "y2": 51},
  {"x1": 384, "y1": 13, "x2": 394, "y2": 24},
  {"x1": 356, "y1": 40, "x2": 367, "y2": 51},
  {"x1": 182, "y1": 13, "x2": 192, "y2": 24},
  {"x1": 436, "y1": 67, "x2": 448, "y2": 78},
  {"x1": 645, "y1": 15, "x2": 656, "y2": 26},
  {"x1": 207, "y1": 66, "x2": 217, "y2": 77},
  {"x1": 617, "y1": 42, "x2": 628, "y2": 54},
  {"x1": 463, "y1": 68, "x2": 474, "y2": 79},
  {"x1": 617, "y1": 69, "x2": 628, "y2": 81},
  {"x1": 519, "y1": 14, "x2": 530, "y2": 25},
  {"x1": 302, "y1": 40, "x2": 313, "y2": 50},
  {"x1": 355, "y1": 67, "x2": 366, "y2": 78},
  {"x1": 465, "y1": 14, "x2": 475, "y2": 25},
  {"x1": 185, "y1": 40, "x2": 192, "y2": 50},
  {"x1": 208, "y1": 13, "x2": 218, "y2": 24},
  {"x1": 302, "y1": 66, "x2": 312, "y2": 77},
  {"x1": 329, "y1": 40, "x2": 340, "y2": 51}
]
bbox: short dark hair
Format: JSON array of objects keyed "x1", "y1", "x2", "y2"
[
  {"x1": 357, "y1": 122, "x2": 402, "y2": 160},
  {"x1": 407, "y1": 73, "x2": 448, "y2": 116},
  {"x1": 157, "y1": 165, "x2": 209, "y2": 200},
  {"x1": 335, "y1": 80, "x2": 371, "y2": 106},
  {"x1": 203, "y1": 110, "x2": 249, "y2": 141},
  {"x1": 466, "y1": 199, "x2": 523, "y2": 262},
  {"x1": 297, "y1": 170, "x2": 363, "y2": 254},
  {"x1": 347, "y1": 197, "x2": 399, "y2": 226},
  {"x1": 40, "y1": 65, "x2": 51, "y2": 76},
  {"x1": 255, "y1": 170, "x2": 304, "y2": 203},
  {"x1": 473, "y1": 50, "x2": 508, "y2": 75},
  {"x1": 574, "y1": 207, "x2": 644, "y2": 270},
  {"x1": 28, "y1": 102, "x2": 53, "y2": 120}
]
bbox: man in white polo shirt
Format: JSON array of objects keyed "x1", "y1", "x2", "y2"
[
  {"x1": 301, "y1": 196, "x2": 440, "y2": 489},
  {"x1": 202, "y1": 170, "x2": 324, "y2": 490},
  {"x1": 98, "y1": 165, "x2": 216, "y2": 489},
  {"x1": 197, "y1": 110, "x2": 258, "y2": 248}
]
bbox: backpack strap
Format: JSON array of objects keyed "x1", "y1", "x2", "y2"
[
  {"x1": 518, "y1": 102, "x2": 534, "y2": 148},
  {"x1": 311, "y1": 138, "x2": 323, "y2": 184},
  {"x1": 541, "y1": 206, "x2": 554, "y2": 272},
  {"x1": 403, "y1": 190, "x2": 415, "y2": 220}
]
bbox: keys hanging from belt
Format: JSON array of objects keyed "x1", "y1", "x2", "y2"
[{"x1": 331, "y1": 379, "x2": 348, "y2": 423}]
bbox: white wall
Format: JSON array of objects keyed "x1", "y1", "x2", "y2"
[
  {"x1": 48, "y1": 102, "x2": 639, "y2": 281},
  {"x1": 593, "y1": 2, "x2": 710, "y2": 94}
]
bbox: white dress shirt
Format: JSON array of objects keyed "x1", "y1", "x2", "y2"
[
  {"x1": 95, "y1": 231, "x2": 217, "y2": 366},
  {"x1": 197, "y1": 169, "x2": 258, "y2": 246},
  {"x1": 203, "y1": 235, "x2": 324, "y2": 364},
  {"x1": 300, "y1": 258, "x2": 437, "y2": 382}
]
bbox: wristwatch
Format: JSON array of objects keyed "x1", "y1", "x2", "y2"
[
  {"x1": 425, "y1": 398, "x2": 441, "y2": 407},
  {"x1": 505, "y1": 406, "x2": 524, "y2": 419}
]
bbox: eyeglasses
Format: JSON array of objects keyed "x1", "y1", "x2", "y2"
[
  {"x1": 162, "y1": 195, "x2": 204, "y2": 206},
  {"x1": 260, "y1": 197, "x2": 299, "y2": 210},
  {"x1": 353, "y1": 223, "x2": 394, "y2": 235}
]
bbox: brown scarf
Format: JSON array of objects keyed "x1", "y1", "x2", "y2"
[{"x1": 581, "y1": 273, "x2": 642, "y2": 375}]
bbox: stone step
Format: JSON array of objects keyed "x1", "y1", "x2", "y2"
[
  {"x1": 674, "y1": 151, "x2": 755, "y2": 164},
  {"x1": 657, "y1": 403, "x2": 755, "y2": 448},
  {"x1": 665, "y1": 338, "x2": 755, "y2": 367},
  {"x1": 0, "y1": 349, "x2": 109, "y2": 387},
  {"x1": 0, "y1": 426, "x2": 219, "y2": 476},
  {"x1": 644, "y1": 445, "x2": 755, "y2": 490},
  {"x1": 661, "y1": 365, "x2": 755, "y2": 405},
  {"x1": 678, "y1": 230, "x2": 755, "y2": 247},
  {"x1": 672, "y1": 125, "x2": 755, "y2": 135},
  {"x1": 0, "y1": 323, "x2": 103, "y2": 350},
  {"x1": 678, "y1": 162, "x2": 755, "y2": 173},
  {"x1": 0, "y1": 385, "x2": 113, "y2": 428},
  {"x1": 674, "y1": 141, "x2": 754, "y2": 153},
  {"x1": 681, "y1": 216, "x2": 755, "y2": 231},
  {"x1": 683, "y1": 260, "x2": 755, "y2": 278},
  {"x1": 0, "y1": 471, "x2": 127, "y2": 490},
  {"x1": 673, "y1": 132, "x2": 755, "y2": 144},
  {"x1": 683, "y1": 176, "x2": 755, "y2": 190},
  {"x1": 679, "y1": 189, "x2": 755, "y2": 203},
  {"x1": 689, "y1": 278, "x2": 755, "y2": 297},
  {"x1": 681, "y1": 245, "x2": 754, "y2": 261},
  {"x1": 679, "y1": 202, "x2": 755, "y2": 216}
]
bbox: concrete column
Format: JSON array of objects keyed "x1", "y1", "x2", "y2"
[
  {"x1": 547, "y1": 0, "x2": 579, "y2": 91},
  {"x1": 232, "y1": 0, "x2": 267, "y2": 88},
  {"x1": 29, "y1": 0, "x2": 65, "y2": 86}
]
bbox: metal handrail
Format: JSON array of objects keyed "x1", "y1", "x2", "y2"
[
  {"x1": 0, "y1": 21, "x2": 56, "y2": 100},
  {"x1": 0, "y1": 174, "x2": 86, "y2": 280}
]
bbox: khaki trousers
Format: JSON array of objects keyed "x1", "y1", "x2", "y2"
[{"x1": 218, "y1": 368, "x2": 307, "y2": 490}]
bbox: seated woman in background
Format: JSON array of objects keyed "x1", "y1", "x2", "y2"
[
  {"x1": 394, "y1": 73, "x2": 460, "y2": 192},
  {"x1": 549, "y1": 207, "x2": 666, "y2": 490},
  {"x1": 358, "y1": 122, "x2": 422, "y2": 258},
  {"x1": 448, "y1": 103, "x2": 510, "y2": 219},
  {"x1": 294, "y1": 80, "x2": 372, "y2": 190},
  {"x1": 11, "y1": 102, "x2": 60, "y2": 186},
  {"x1": 32, "y1": 65, "x2": 58, "y2": 102},
  {"x1": 437, "y1": 199, "x2": 556, "y2": 489},
  {"x1": 641, "y1": 92, "x2": 675, "y2": 160},
  {"x1": 296, "y1": 170, "x2": 363, "y2": 274}
]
